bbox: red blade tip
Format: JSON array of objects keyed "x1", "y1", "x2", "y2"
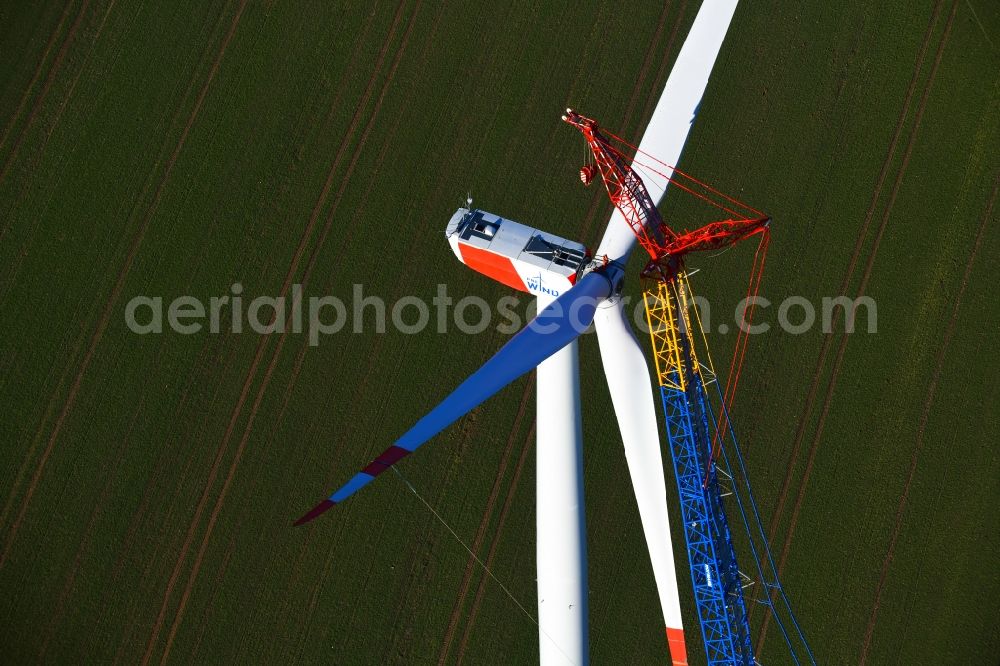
[{"x1": 293, "y1": 499, "x2": 336, "y2": 526}]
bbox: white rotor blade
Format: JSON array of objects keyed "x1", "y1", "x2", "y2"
[
  {"x1": 594, "y1": 299, "x2": 687, "y2": 664},
  {"x1": 535, "y1": 293, "x2": 588, "y2": 666},
  {"x1": 596, "y1": 0, "x2": 740, "y2": 262}
]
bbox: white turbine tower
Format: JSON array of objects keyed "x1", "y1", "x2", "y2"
[{"x1": 296, "y1": 2, "x2": 741, "y2": 664}]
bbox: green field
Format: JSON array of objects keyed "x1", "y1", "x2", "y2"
[{"x1": 1, "y1": 1, "x2": 997, "y2": 664}]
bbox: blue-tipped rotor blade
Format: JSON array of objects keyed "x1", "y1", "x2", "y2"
[
  {"x1": 295, "y1": 271, "x2": 612, "y2": 524},
  {"x1": 395, "y1": 271, "x2": 610, "y2": 451}
]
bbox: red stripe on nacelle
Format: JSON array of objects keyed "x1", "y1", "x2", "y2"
[{"x1": 457, "y1": 243, "x2": 527, "y2": 292}]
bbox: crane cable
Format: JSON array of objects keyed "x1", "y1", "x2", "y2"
[
  {"x1": 603, "y1": 140, "x2": 752, "y2": 220},
  {"x1": 389, "y1": 467, "x2": 581, "y2": 666},
  {"x1": 709, "y1": 230, "x2": 769, "y2": 476},
  {"x1": 601, "y1": 129, "x2": 765, "y2": 219}
]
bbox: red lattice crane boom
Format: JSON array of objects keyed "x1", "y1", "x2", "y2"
[{"x1": 562, "y1": 109, "x2": 769, "y2": 272}]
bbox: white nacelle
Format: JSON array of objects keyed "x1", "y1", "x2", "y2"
[{"x1": 445, "y1": 208, "x2": 590, "y2": 298}]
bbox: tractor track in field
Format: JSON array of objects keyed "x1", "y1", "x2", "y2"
[
  {"x1": 737, "y1": 9, "x2": 873, "y2": 462},
  {"x1": 40, "y1": 492, "x2": 113, "y2": 655},
  {"x1": 130, "y1": 0, "x2": 400, "y2": 648},
  {"x1": 103, "y1": 275, "x2": 248, "y2": 601},
  {"x1": 0, "y1": 0, "x2": 226, "y2": 505},
  {"x1": 748, "y1": 0, "x2": 946, "y2": 622},
  {"x1": 755, "y1": 0, "x2": 958, "y2": 650},
  {"x1": 232, "y1": 399, "x2": 343, "y2": 665},
  {"x1": 271, "y1": 0, "x2": 439, "y2": 439},
  {"x1": 107, "y1": 6, "x2": 384, "y2": 654},
  {"x1": 286, "y1": 351, "x2": 420, "y2": 662},
  {"x1": 125, "y1": 346, "x2": 254, "y2": 662},
  {"x1": 0, "y1": 3, "x2": 124, "y2": 538},
  {"x1": 3, "y1": 0, "x2": 231, "y2": 513},
  {"x1": 857, "y1": 172, "x2": 996, "y2": 665},
  {"x1": 24, "y1": 0, "x2": 119, "y2": 182},
  {"x1": 230, "y1": 89, "x2": 440, "y2": 651},
  {"x1": 178, "y1": 0, "x2": 406, "y2": 529},
  {"x1": 186, "y1": 534, "x2": 237, "y2": 663},
  {"x1": 380, "y1": 397, "x2": 499, "y2": 665},
  {"x1": 159, "y1": 3, "x2": 427, "y2": 655},
  {"x1": 271, "y1": 528, "x2": 317, "y2": 655},
  {"x1": 143, "y1": 3, "x2": 421, "y2": 661},
  {"x1": 0, "y1": 2, "x2": 75, "y2": 151},
  {"x1": 105, "y1": 330, "x2": 250, "y2": 664},
  {"x1": 93, "y1": 285, "x2": 234, "y2": 663},
  {"x1": 625, "y1": 1, "x2": 675, "y2": 128},
  {"x1": 436, "y1": 386, "x2": 535, "y2": 665},
  {"x1": 291, "y1": 510, "x2": 355, "y2": 663},
  {"x1": 1, "y1": 0, "x2": 234, "y2": 554},
  {"x1": 70, "y1": 218, "x2": 235, "y2": 662},
  {"x1": 0, "y1": 0, "x2": 120, "y2": 284},
  {"x1": 0, "y1": 307, "x2": 90, "y2": 529},
  {"x1": 39, "y1": 337, "x2": 172, "y2": 654},
  {"x1": 104, "y1": 332, "x2": 229, "y2": 587},
  {"x1": 0, "y1": 0, "x2": 247, "y2": 571},
  {"x1": 1, "y1": 0, "x2": 238, "y2": 650},
  {"x1": 0, "y1": 0, "x2": 120, "y2": 300},
  {"x1": 0, "y1": 0, "x2": 86, "y2": 191},
  {"x1": 453, "y1": 424, "x2": 535, "y2": 666},
  {"x1": 758, "y1": 0, "x2": 946, "y2": 563},
  {"x1": 37, "y1": 402, "x2": 144, "y2": 660},
  {"x1": 292, "y1": 372, "x2": 406, "y2": 662},
  {"x1": 726, "y1": 25, "x2": 893, "y2": 644},
  {"x1": 321, "y1": 385, "x2": 492, "y2": 662},
  {"x1": 103, "y1": 339, "x2": 241, "y2": 664}
]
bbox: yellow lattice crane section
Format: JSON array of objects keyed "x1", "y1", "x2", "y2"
[
  {"x1": 643, "y1": 280, "x2": 685, "y2": 391},
  {"x1": 643, "y1": 274, "x2": 716, "y2": 394}
]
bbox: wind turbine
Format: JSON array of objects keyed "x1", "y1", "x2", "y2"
[{"x1": 297, "y1": 1, "x2": 742, "y2": 664}]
